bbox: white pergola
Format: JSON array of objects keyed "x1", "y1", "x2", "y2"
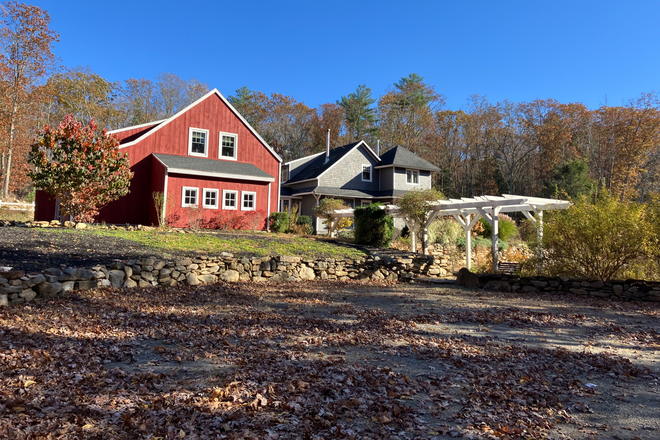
[{"x1": 333, "y1": 194, "x2": 571, "y2": 273}]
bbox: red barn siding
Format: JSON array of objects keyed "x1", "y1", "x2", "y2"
[
  {"x1": 35, "y1": 190, "x2": 56, "y2": 221},
  {"x1": 167, "y1": 175, "x2": 270, "y2": 229}
]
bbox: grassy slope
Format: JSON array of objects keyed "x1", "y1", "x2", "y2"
[{"x1": 73, "y1": 229, "x2": 368, "y2": 259}]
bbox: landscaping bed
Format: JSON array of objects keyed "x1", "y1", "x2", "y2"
[
  {"x1": 0, "y1": 226, "x2": 369, "y2": 273},
  {"x1": 0, "y1": 281, "x2": 658, "y2": 439}
]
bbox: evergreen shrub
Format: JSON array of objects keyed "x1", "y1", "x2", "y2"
[
  {"x1": 354, "y1": 203, "x2": 394, "y2": 247},
  {"x1": 269, "y1": 212, "x2": 289, "y2": 233}
]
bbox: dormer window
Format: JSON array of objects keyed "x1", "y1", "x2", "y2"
[
  {"x1": 406, "y1": 169, "x2": 419, "y2": 185},
  {"x1": 362, "y1": 164, "x2": 372, "y2": 182},
  {"x1": 220, "y1": 132, "x2": 237, "y2": 160},
  {"x1": 188, "y1": 128, "x2": 208, "y2": 157}
]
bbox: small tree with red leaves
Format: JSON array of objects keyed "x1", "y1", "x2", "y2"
[{"x1": 27, "y1": 115, "x2": 133, "y2": 222}]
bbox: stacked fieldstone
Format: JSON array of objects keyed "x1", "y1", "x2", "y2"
[
  {"x1": 476, "y1": 274, "x2": 660, "y2": 302},
  {"x1": 0, "y1": 252, "x2": 452, "y2": 307}
]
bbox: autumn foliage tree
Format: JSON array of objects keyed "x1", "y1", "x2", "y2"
[
  {"x1": 0, "y1": 1, "x2": 58, "y2": 198},
  {"x1": 27, "y1": 115, "x2": 133, "y2": 222}
]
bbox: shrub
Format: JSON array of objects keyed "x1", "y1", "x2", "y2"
[
  {"x1": 478, "y1": 215, "x2": 519, "y2": 242},
  {"x1": 27, "y1": 115, "x2": 133, "y2": 222},
  {"x1": 185, "y1": 206, "x2": 204, "y2": 230},
  {"x1": 313, "y1": 198, "x2": 349, "y2": 237},
  {"x1": 542, "y1": 191, "x2": 651, "y2": 280},
  {"x1": 269, "y1": 212, "x2": 288, "y2": 233},
  {"x1": 244, "y1": 209, "x2": 266, "y2": 231},
  {"x1": 428, "y1": 216, "x2": 463, "y2": 245},
  {"x1": 297, "y1": 215, "x2": 313, "y2": 228},
  {"x1": 457, "y1": 236, "x2": 508, "y2": 251},
  {"x1": 354, "y1": 203, "x2": 394, "y2": 247},
  {"x1": 211, "y1": 210, "x2": 246, "y2": 230}
]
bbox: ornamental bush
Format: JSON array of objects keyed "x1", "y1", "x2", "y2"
[
  {"x1": 269, "y1": 212, "x2": 289, "y2": 233},
  {"x1": 354, "y1": 203, "x2": 394, "y2": 247},
  {"x1": 478, "y1": 215, "x2": 519, "y2": 242},
  {"x1": 542, "y1": 191, "x2": 651, "y2": 280},
  {"x1": 27, "y1": 115, "x2": 133, "y2": 222}
]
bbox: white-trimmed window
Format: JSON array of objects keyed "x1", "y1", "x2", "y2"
[
  {"x1": 361, "y1": 164, "x2": 372, "y2": 182},
  {"x1": 281, "y1": 199, "x2": 290, "y2": 212},
  {"x1": 281, "y1": 165, "x2": 289, "y2": 182},
  {"x1": 361, "y1": 200, "x2": 371, "y2": 207},
  {"x1": 182, "y1": 187, "x2": 199, "y2": 207},
  {"x1": 406, "y1": 169, "x2": 420, "y2": 185},
  {"x1": 219, "y1": 132, "x2": 238, "y2": 160},
  {"x1": 203, "y1": 188, "x2": 219, "y2": 209},
  {"x1": 242, "y1": 191, "x2": 256, "y2": 211},
  {"x1": 188, "y1": 128, "x2": 209, "y2": 157},
  {"x1": 222, "y1": 190, "x2": 238, "y2": 210}
]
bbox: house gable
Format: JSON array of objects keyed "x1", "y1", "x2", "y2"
[{"x1": 318, "y1": 143, "x2": 380, "y2": 191}]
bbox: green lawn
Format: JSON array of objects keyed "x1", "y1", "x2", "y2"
[{"x1": 80, "y1": 228, "x2": 368, "y2": 259}]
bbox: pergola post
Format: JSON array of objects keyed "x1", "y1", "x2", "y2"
[
  {"x1": 422, "y1": 210, "x2": 441, "y2": 255},
  {"x1": 477, "y1": 206, "x2": 501, "y2": 273},
  {"x1": 522, "y1": 207, "x2": 544, "y2": 275},
  {"x1": 453, "y1": 211, "x2": 481, "y2": 270}
]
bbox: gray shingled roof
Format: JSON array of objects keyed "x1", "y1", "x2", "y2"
[
  {"x1": 284, "y1": 142, "x2": 363, "y2": 184},
  {"x1": 377, "y1": 146, "x2": 441, "y2": 172},
  {"x1": 154, "y1": 153, "x2": 274, "y2": 181}
]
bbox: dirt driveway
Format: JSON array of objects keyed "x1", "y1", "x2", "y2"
[{"x1": 1, "y1": 281, "x2": 658, "y2": 439}]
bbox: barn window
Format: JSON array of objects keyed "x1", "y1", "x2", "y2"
[
  {"x1": 182, "y1": 187, "x2": 198, "y2": 207},
  {"x1": 241, "y1": 191, "x2": 256, "y2": 211},
  {"x1": 188, "y1": 128, "x2": 209, "y2": 157},
  {"x1": 219, "y1": 132, "x2": 237, "y2": 160},
  {"x1": 203, "y1": 188, "x2": 219, "y2": 209},
  {"x1": 222, "y1": 190, "x2": 238, "y2": 210},
  {"x1": 406, "y1": 169, "x2": 419, "y2": 185}
]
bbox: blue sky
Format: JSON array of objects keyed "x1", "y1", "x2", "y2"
[{"x1": 35, "y1": 0, "x2": 660, "y2": 110}]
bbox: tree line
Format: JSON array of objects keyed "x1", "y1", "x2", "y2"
[{"x1": 2, "y1": 1, "x2": 660, "y2": 205}]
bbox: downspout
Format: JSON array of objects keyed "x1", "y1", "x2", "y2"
[
  {"x1": 162, "y1": 172, "x2": 169, "y2": 226},
  {"x1": 277, "y1": 161, "x2": 282, "y2": 213},
  {"x1": 267, "y1": 182, "x2": 272, "y2": 232}
]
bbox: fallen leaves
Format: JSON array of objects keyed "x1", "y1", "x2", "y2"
[{"x1": 0, "y1": 281, "x2": 657, "y2": 439}]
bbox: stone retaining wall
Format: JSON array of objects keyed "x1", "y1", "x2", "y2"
[
  {"x1": 478, "y1": 274, "x2": 660, "y2": 302},
  {"x1": 0, "y1": 252, "x2": 454, "y2": 307}
]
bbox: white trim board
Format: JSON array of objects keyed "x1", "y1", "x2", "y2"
[
  {"x1": 108, "y1": 119, "x2": 166, "y2": 134},
  {"x1": 167, "y1": 167, "x2": 274, "y2": 182}
]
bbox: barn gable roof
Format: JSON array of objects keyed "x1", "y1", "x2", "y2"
[{"x1": 114, "y1": 89, "x2": 282, "y2": 163}]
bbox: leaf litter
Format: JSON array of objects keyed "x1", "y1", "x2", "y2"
[{"x1": 0, "y1": 281, "x2": 658, "y2": 439}]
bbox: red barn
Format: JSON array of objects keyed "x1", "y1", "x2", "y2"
[{"x1": 35, "y1": 89, "x2": 282, "y2": 229}]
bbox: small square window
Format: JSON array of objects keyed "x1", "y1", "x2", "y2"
[
  {"x1": 188, "y1": 128, "x2": 209, "y2": 157},
  {"x1": 362, "y1": 164, "x2": 372, "y2": 182},
  {"x1": 406, "y1": 170, "x2": 419, "y2": 185},
  {"x1": 242, "y1": 191, "x2": 256, "y2": 211},
  {"x1": 220, "y1": 132, "x2": 237, "y2": 160},
  {"x1": 222, "y1": 190, "x2": 238, "y2": 210},
  {"x1": 203, "y1": 189, "x2": 219, "y2": 209},
  {"x1": 182, "y1": 187, "x2": 198, "y2": 207}
]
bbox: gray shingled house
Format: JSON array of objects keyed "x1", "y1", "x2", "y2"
[{"x1": 279, "y1": 141, "x2": 440, "y2": 233}]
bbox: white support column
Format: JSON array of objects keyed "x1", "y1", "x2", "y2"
[
  {"x1": 491, "y1": 207, "x2": 500, "y2": 272},
  {"x1": 522, "y1": 208, "x2": 544, "y2": 275},
  {"x1": 453, "y1": 211, "x2": 481, "y2": 270},
  {"x1": 536, "y1": 209, "x2": 544, "y2": 275},
  {"x1": 422, "y1": 210, "x2": 441, "y2": 255}
]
